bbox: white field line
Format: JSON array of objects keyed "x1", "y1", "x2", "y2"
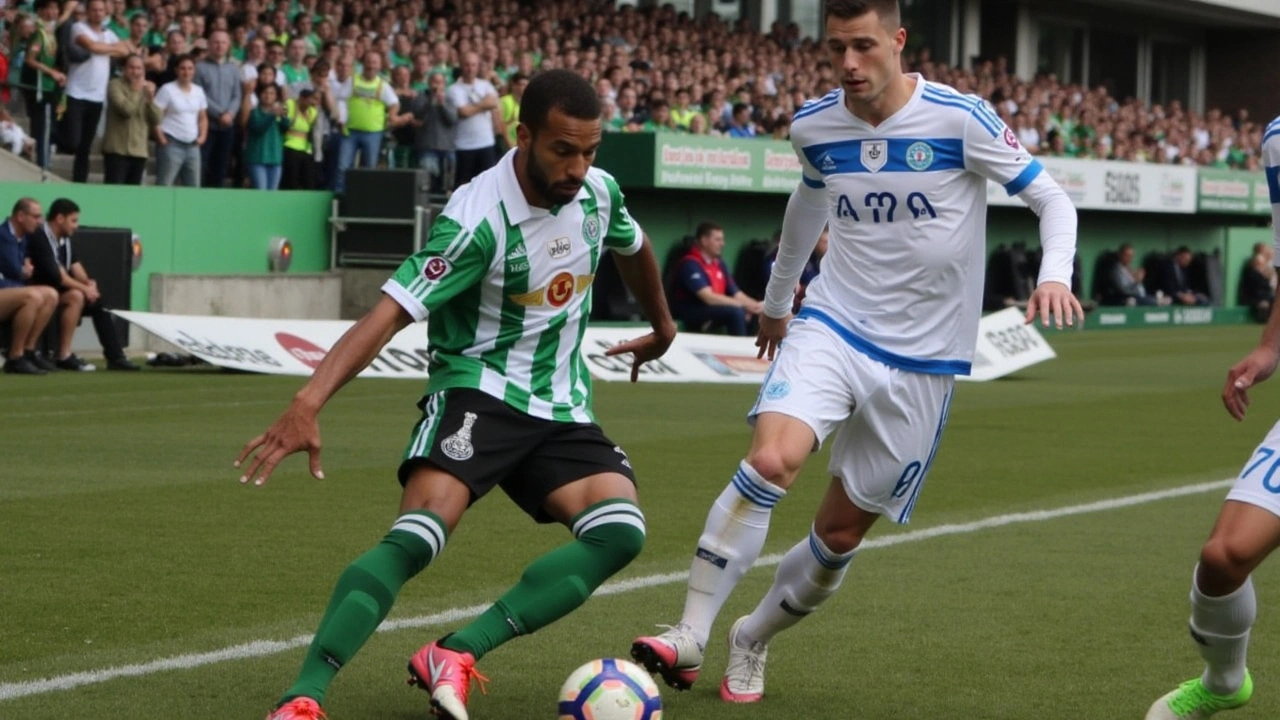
[{"x1": 0, "y1": 478, "x2": 1233, "y2": 702}]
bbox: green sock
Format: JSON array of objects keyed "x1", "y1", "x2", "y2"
[
  {"x1": 443, "y1": 500, "x2": 645, "y2": 660},
  {"x1": 281, "y1": 510, "x2": 447, "y2": 706}
]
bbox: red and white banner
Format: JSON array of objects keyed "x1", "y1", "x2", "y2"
[{"x1": 116, "y1": 306, "x2": 1054, "y2": 383}]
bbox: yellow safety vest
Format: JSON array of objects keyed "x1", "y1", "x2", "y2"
[
  {"x1": 285, "y1": 99, "x2": 317, "y2": 153},
  {"x1": 347, "y1": 75, "x2": 387, "y2": 133}
]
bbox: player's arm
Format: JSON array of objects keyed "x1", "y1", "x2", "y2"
[
  {"x1": 756, "y1": 162, "x2": 827, "y2": 359},
  {"x1": 963, "y1": 104, "x2": 1082, "y2": 329},
  {"x1": 236, "y1": 216, "x2": 494, "y2": 485},
  {"x1": 1223, "y1": 133, "x2": 1280, "y2": 421},
  {"x1": 598, "y1": 177, "x2": 677, "y2": 381}
]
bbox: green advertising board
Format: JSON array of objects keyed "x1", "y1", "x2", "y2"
[
  {"x1": 652, "y1": 135, "x2": 799, "y2": 194},
  {"x1": 1197, "y1": 168, "x2": 1270, "y2": 215},
  {"x1": 1077, "y1": 306, "x2": 1251, "y2": 330}
]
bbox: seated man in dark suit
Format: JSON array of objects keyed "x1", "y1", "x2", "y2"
[
  {"x1": 26, "y1": 198, "x2": 139, "y2": 371},
  {"x1": 0, "y1": 197, "x2": 59, "y2": 374},
  {"x1": 668, "y1": 221, "x2": 763, "y2": 336},
  {"x1": 1240, "y1": 242, "x2": 1276, "y2": 323},
  {"x1": 1159, "y1": 246, "x2": 1211, "y2": 306}
]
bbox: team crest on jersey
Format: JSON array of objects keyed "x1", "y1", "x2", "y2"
[
  {"x1": 582, "y1": 213, "x2": 601, "y2": 246},
  {"x1": 548, "y1": 236, "x2": 571, "y2": 259},
  {"x1": 1003, "y1": 126, "x2": 1020, "y2": 150},
  {"x1": 906, "y1": 142, "x2": 935, "y2": 171},
  {"x1": 440, "y1": 412, "x2": 477, "y2": 461},
  {"x1": 764, "y1": 380, "x2": 791, "y2": 400},
  {"x1": 861, "y1": 141, "x2": 888, "y2": 173},
  {"x1": 423, "y1": 257, "x2": 450, "y2": 281}
]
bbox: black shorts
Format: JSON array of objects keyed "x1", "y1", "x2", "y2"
[{"x1": 398, "y1": 388, "x2": 636, "y2": 523}]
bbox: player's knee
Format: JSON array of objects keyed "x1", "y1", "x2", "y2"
[
  {"x1": 64, "y1": 289, "x2": 84, "y2": 306},
  {"x1": 578, "y1": 504, "x2": 646, "y2": 573},
  {"x1": 1199, "y1": 536, "x2": 1259, "y2": 589},
  {"x1": 39, "y1": 286, "x2": 58, "y2": 305},
  {"x1": 744, "y1": 449, "x2": 802, "y2": 487},
  {"x1": 813, "y1": 523, "x2": 864, "y2": 555}
]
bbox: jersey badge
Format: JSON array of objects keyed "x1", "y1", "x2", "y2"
[
  {"x1": 1003, "y1": 126, "x2": 1020, "y2": 149},
  {"x1": 423, "y1": 257, "x2": 451, "y2": 281},
  {"x1": 906, "y1": 142, "x2": 935, "y2": 171},
  {"x1": 582, "y1": 213, "x2": 601, "y2": 246},
  {"x1": 547, "y1": 271, "x2": 575, "y2": 307},
  {"x1": 862, "y1": 140, "x2": 888, "y2": 173},
  {"x1": 440, "y1": 412, "x2": 477, "y2": 461}
]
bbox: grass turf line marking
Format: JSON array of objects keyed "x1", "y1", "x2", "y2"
[{"x1": 0, "y1": 478, "x2": 1232, "y2": 702}]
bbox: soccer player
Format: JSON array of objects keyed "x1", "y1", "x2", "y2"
[
  {"x1": 238, "y1": 69, "x2": 677, "y2": 720},
  {"x1": 632, "y1": 0, "x2": 1082, "y2": 702},
  {"x1": 1142, "y1": 116, "x2": 1280, "y2": 720}
]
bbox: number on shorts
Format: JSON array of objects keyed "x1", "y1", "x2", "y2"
[
  {"x1": 892, "y1": 461, "x2": 923, "y2": 499},
  {"x1": 1241, "y1": 447, "x2": 1280, "y2": 494}
]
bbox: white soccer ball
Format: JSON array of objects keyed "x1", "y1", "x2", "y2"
[{"x1": 557, "y1": 658, "x2": 663, "y2": 720}]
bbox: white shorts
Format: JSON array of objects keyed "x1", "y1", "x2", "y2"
[
  {"x1": 749, "y1": 320, "x2": 955, "y2": 524},
  {"x1": 1226, "y1": 419, "x2": 1280, "y2": 518}
]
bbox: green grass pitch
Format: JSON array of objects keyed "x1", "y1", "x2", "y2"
[{"x1": 4, "y1": 325, "x2": 1280, "y2": 719}]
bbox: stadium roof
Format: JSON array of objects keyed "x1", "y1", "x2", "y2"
[{"x1": 1040, "y1": 0, "x2": 1280, "y2": 27}]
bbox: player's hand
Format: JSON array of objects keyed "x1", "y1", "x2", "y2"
[
  {"x1": 234, "y1": 401, "x2": 325, "y2": 486},
  {"x1": 604, "y1": 325, "x2": 676, "y2": 382},
  {"x1": 1223, "y1": 346, "x2": 1280, "y2": 422},
  {"x1": 1025, "y1": 281, "x2": 1083, "y2": 330},
  {"x1": 756, "y1": 313, "x2": 791, "y2": 360}
]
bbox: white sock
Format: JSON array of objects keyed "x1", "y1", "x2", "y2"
[
  {"x1": 1190, "y1": 565, "x2": 1255, "y2": 695},
  {"x1": 737, "y1": 527, "x2": 855, "y2": 647},
  {"x1": 679, "y1": 460, "x2": 785, "y2": 649}
]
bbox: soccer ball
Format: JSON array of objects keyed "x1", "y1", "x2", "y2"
[{"x1": 557, "y1": 658, "x2": 663, "y2": 720}]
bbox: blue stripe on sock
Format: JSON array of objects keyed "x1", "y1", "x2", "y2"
[
  {"x1": 808, "y1": 531, "x2": 853, "y2": 570},
  {"x1": 732, "y1": 471, "x2": 778, "y2": 508},
  {"x1": 736, "y1": 469, "x2": 782, "y2": 502}
]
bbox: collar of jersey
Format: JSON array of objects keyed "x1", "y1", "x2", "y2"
[{"x1": 499, "y1": 149, "x2": 591, "y2": 224}]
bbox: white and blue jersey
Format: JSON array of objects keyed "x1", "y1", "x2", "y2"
[
  {"x1": 1265, "y1": 115, "x2": 1280, "y2": 255},
  {"x1": 788, "y1": 76, "x2": 1043, "y2": 376}
]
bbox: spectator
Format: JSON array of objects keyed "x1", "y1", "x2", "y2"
[
  {"x1": 668, "y1": 221, "x2": 764, "y2": 336},
  {"x1": 281, "y1": 88, "x2": 319, "y2": 190},
  {"x1": 154, "y1": 54, "x2": 208, "y2": 187},
  {"x1": 146, "y1": 29, "x2": 187, "y2": 86},
  {"x1": 388, "y1": 64, "x2": 418, "y2": 167},
  {"x1": 0, "y1": 107, "x2": 36, "y2": 160},
  {"x1": 239, "y1": 37, "x2": 268, "y2": 87},
  {"x1": 670, "y1": 87, "x2": 697, "y2": 131},
  {"x1": 335, "y1": 49, "x2": 398, "y2": 191},
  {"x1": 1108, "y1": 244, "x2": 1159, "y2": 306},
  {"x1": 26, "y1": 198, "x2": 138, "y2": 371},
  {"x1": 286, "y1": 59, "x2": 339, "y2": 185},
  {"x1": 1160, "y1": 246, "x2": 1211, "y2": 306},
  {"x1": 195, "y1": 29, "x2": 241, "y2": 188},
  {"x1": 62, "y1": 0, "x2": 134, "y2": 182},
  {"x1": 20, "y1": 0, "x2": 65, "y2": 169},
  {"x1": 498, "y1": 72, "x2": 527, "y2": 150},
  {"x1": 243, "y1": 82, "x2": 289, "y2": 190},
  {"x1": 103, "y1": 54, "x2": 160, "y2": 185},
  {"x1": 409, "y1": 69, "x2": 457, "y2": 195},
  {"x1": 447, "y1": 50, "x2": 499, "y2": 186},
  {"x1": 0, "y1": 198, "x2": 58, "y2": 375},
  {"x1": 1240, "y1": 243, "x2": 1276, "y2": 323},
  {"x1": 325, "y1": 52, "x2": 355, "y2": 188},
  {"x1": 280, "y1": 37, "x2": 309, "y2": 85},
  {"x1": 726, "y1": 102, "x2": 756, "y2": 138}
]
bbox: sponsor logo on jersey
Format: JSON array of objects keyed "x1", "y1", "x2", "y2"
[
  {"x1": 582, "y1": 213, "x2": 601, "y2": 246},
  {"x1": 1003, "y1": 126, "x2": 1020, "y2": 150},
  {"x1": 440, "y1": 411, "x2": 477, "y2": 461},
  {"x1": 862, "y1": 140, "x2": 888, "y2": 172},
  {"x1": 548, "y1": 236, "x2": 572, "y2": 259},
  {"x1": 906, "y1": 141, "x2": 935, "y2": 171},
  {"x1": 423, "y1": 256, "x2": 450, "y2": 280},
  {"x1": 507, "y1": 274, "x2": 595, "y2": 307},
  {"x1": 275, "y1": 332, "x2": 328, "y2": 369},
  {"x1": 547, "y1": 271, "x2": 575, "y2": 307}
]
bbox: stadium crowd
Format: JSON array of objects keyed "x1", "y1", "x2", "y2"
[{"x1": 0, "y1": 0, "x2": 1266, "y2": 193}]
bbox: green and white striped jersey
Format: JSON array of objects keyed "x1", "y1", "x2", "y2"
[{"x1": 383, "y1": 150, "x2": 644, "y2": 423}]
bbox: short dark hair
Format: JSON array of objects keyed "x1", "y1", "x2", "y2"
[
  {"x1": 825, "y1": 0, "x2": 900, "y2": 26},
  {"x1": 34, "y1": 0, "x2": 58, "y2": 12},
  {"x1": 48, "y1": 198, "x2": 79, "y2": 222},
  {"x1": 519, "y1": 69, "x2": 601, "y2": 134},
  {"x1": 695, "y1": 221, "x2": 722, "y2": 241}
]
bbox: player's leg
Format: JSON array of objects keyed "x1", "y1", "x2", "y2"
[
  {"x1": 720, "y1": 362, "x2": 953, "y2": 702},
  {"x1": 721, "y1": 477, "x2": 874, "y2": 702},
  {"x1": 269, "y1": 390, "x2": 514, "y2": 720},
  {"x1": 1145, "y1": 427, "x2": 1280, "y2": 719},
  {"x1": 633, "y1": 321, "x2": 855, "y2": 689},
  {"x1": 411, "y1": 423, "x2": 643, "y2": 720},
  {"x1": 0, "y1": 287, "x2": 46, "y2": 369}
]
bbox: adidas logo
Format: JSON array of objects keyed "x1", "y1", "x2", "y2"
[
  {"x1": 819, "y1": 154, "x2": 836, "y2": 171},
  {"x1": 506, "y1": 243, "x2": 527, "y2": 260}
]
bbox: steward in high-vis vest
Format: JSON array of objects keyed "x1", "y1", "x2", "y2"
[
  {"x1": 282, "y1": 89, "x2": 319, "y2": 189},
  {"x1": 334, "y1": 50, "x2": 400, "y2": 192}
]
